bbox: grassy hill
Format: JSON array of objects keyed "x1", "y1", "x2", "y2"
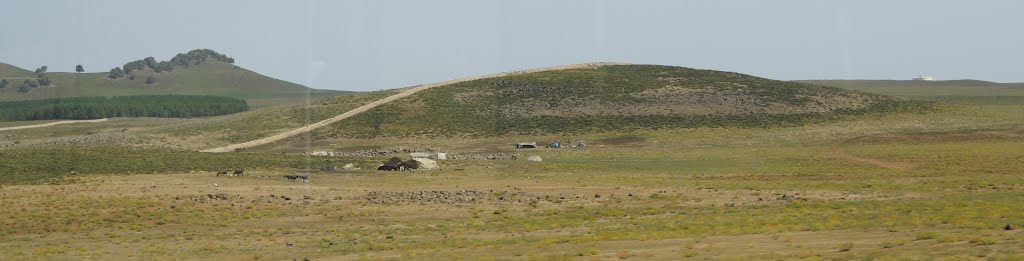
[
  {"x1": 304, "y1": 64, "x2": 927, "y2": 139},
  {"x1": 0, "y1": 62, "x2": 33, "y2": 78},
  {"x1": 0, "y1": 50, "x2": 347, "y2": 107}
]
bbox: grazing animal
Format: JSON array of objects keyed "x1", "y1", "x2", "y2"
[
  {"x1": 231, "y1": 170, "x2": 245, "y2": 177},
  {"x1": 216, "y1": 171, "x2": 228, "y2": 176},
  {"x1": 284, "y1": 175, "x2": 310, "y2": 182}
]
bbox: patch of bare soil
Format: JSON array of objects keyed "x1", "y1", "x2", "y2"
[{"x1": 832, "y1": 136, "x2": 917, "y2": 170}]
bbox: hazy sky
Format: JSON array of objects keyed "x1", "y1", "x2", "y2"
[{"x1": 1, "y1": 0, "x2": 1022, "y2": 91}]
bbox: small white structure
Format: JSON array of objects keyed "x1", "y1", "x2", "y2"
[
  {"x1": 436, "y1": 153, "x2": 447, "y2": 160},
  {"x1": 342, "y1": 163, "x2": 357, "y2": 170},
  {"x1": 912, "y1": 76, "x2": 936, "y2": 81},
  {"x1": 527, "y1": 155, "x2": 543, "y2": 162}
]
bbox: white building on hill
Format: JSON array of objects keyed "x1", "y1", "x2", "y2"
[{"x1": 912, "y1": 76, "x2": 936, "y2": 81}]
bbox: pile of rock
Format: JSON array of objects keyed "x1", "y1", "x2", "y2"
[
  {"x1": 445, "y1": 153, "x2": 522, "y2": 160},
  {"x1": 309, "y1": 147, "x2": 439, "y2": 157},
  {"x1": 361, "y1": 189, "x2": 536, "y2": 205}
]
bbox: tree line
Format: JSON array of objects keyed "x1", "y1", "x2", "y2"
[
  {"x1": 0, "y1": 95, "x2": 249, "y2": 121},
  {"x1": 109, "y1": 49, "x2": 235, "y2": 79}
]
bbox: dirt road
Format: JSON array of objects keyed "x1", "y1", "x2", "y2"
[
  {"x1": 0, "y1": 118, "x2": 108, "y2": 132},
  {"x1": 201, "y1": 62, "x2": 628, "y2": 153},
  {"x1": 831, "y1": 136, "x2": 916, "y2": 169}
]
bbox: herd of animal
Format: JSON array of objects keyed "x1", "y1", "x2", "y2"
[
  {"x1": 212, "y1": 170, "x2": 309, "y2": 182},
  {"x1": 283, "y1": 175, "x2": 310, "y2": 182},
  {"x1": 215, "y1": 170, "x2": 246, "y2": 177}
]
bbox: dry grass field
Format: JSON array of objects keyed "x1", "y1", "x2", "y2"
[{"x1": 1, "y1": 79, "x2": 1023, "y2": 260}]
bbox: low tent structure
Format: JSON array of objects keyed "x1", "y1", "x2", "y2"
[
  {"x1": 516, "y1": 142, "x2": 537, "y2": 149},
  {"x1": 378, "y1": 157, "x2": 405, "y2": 171},
  {"x1": 411, "y1": 158, "x2": 438, "y2": 170}
]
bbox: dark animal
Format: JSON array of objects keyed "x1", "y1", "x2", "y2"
[
  {"x1": 232, "y1": 170, "x2": 245, "y2": 176},
  {"x1": 216, "y1": 171, "x2": 228, "y2": 176},
  {"x1": 284, "y1": 175, "x2": 310, "y2": 182},
  {"x1": 1006, "y1": 224, "x2": 1014, "y2": 230}
]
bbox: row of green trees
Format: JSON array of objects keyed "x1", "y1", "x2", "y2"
[
  {"x1": 109, "y1": 49, "x2": 235, "y2": 79},
  {"x1": 0, "y1": 95, "x2": 249, "y2": 121}
]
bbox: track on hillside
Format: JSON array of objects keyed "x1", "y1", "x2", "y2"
[
  {"x1": 201, "y1": 62, "x2": 628, "y2": 153},
  {"x1": 831, "y1": 136, "x2": 915, "y2": 169},
  {"x1": 0, "y1": 118, "x2": 109, "y2": 132}
]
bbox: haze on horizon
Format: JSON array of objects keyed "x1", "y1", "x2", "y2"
[{"x1": 1, "y1": 0, "x2": 1022, "y2": 91}]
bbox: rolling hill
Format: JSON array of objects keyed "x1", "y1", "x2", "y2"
[
  {"x1": 0, "y1": 62, "x2": 34, "y2": 78},
  {"x1": 0, "y1": 49, "x2": 347, "y2": 107},
  {"x1": 297, "y1": 64, "x2": 928, "y2": 139}
]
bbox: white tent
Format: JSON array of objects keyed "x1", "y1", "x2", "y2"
[{"x1": 411, "y1": 158, "x2": 439, "y2": 170}]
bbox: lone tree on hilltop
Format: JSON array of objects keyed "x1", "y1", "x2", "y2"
[
  {"x1": 35, "y1": 66, "x2": 47, "y2": 74},
  {"x1": 76, "y1": 65, "x2": 84, "y2": 73}
]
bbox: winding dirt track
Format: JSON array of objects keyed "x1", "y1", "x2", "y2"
[
  {"x1": 831, "y1": 136, "x2": 916, "y2": 170},
  {"x1": 201, "y1": 62, "x2": 628, "y2": 153},
  {"x1": 0, "y1": 118, "x2": 108, "y2": 132}
]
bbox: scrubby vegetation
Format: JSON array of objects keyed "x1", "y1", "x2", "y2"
[
  {"x1": 0, "y1": 146, "x2": 371, "y2": 185},
  {"x1": 0, "y1": 73, "x2": 1021, "y2": 260},
  {"x1": 317, "y1": 65, "x2": 932, "y2": 138},
  {"x1": 0, "y1": 95, "x2": 248, "y2": 121}
]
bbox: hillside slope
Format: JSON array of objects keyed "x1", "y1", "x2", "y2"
[
  {"x1": 0, "y1": 62, "x2": 33, "y2": 78},
  {"x1": 307, "y1": 64, "x2": 925, "y2": 138},
  {"x1": 0, "y1": 50, "x2": 346, "y2": 107},
  {"x1": 201, "y1": 63, "x2": 622, "y2": 152}
]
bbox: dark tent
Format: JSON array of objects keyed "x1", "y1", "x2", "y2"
[
  {"x1": 403, "y1": 159, "x2": 421, "y2": 169},
  {"x1": 378, "y1": 157, "x2": 404, "y2": 171}
]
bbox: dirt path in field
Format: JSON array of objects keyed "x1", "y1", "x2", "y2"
[
  {"x1": 832, "y1": 136, "x2": 916, "y2": 169},
  {"x1": 0, "y1": 118, "x2": 108, "y2": 132},
  {"x1": 201, "y1": 62, "x2": 628, "y2": 153}
]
